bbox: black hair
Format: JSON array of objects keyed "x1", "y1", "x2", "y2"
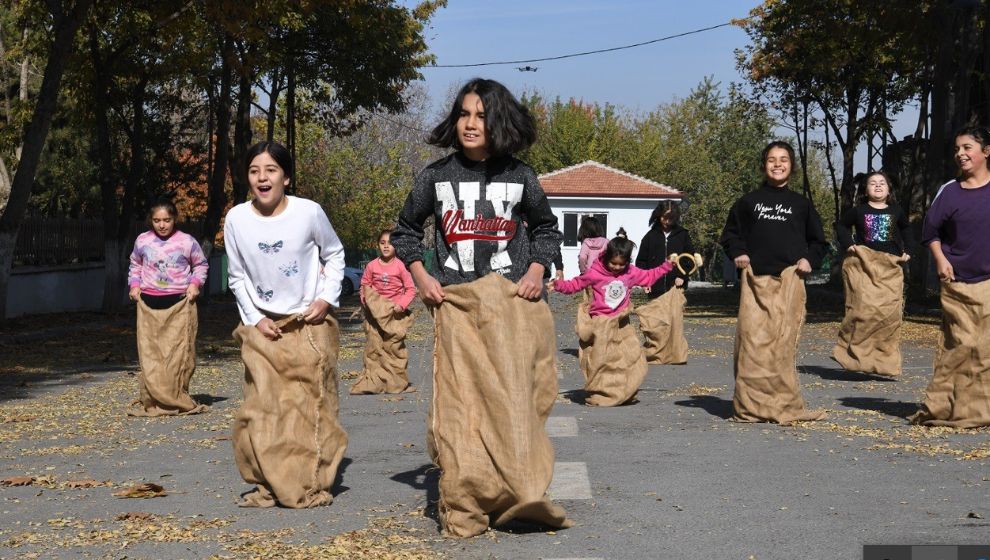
[
  {"x1": 379, "y1": 228, "x2": 393, "y2": 240},
  {"x1": 577, "y1": 215, "x2": 605, "y2": 242},
  {"x1": 954, "y1": 125, "x2": 990, "y2": 171},
  {"x1": 601, "y1": 236, "x2": 635, "y2": 268},
  {"x1": 856, "y1": 171, "x2": 898, "y2": 205},
  {"x1": 761, "y1": 140, "x2": 795, "y2": 163},
  {"x1": 649, "y1": 200, "x2": 681, "y2": 228},
  {"x1": 615, "y1": 227, "x2": 628, "y2": 239},
  {"x1": 245, "y1": 141, "x2": 294, "y2": 180},
  {"x1": 148, "y1": 199, "x2": 178, "y2": 222},
  {"x1": 428, "y1": 78, "x2": 537, "y2": 157},
  {"x1": 761, "y1": 140, "x2": 796, "y2": 180}
]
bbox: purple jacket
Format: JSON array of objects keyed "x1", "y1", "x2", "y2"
[{"x1": 554, "y1": 258, "x2": 674, "y2": 317}]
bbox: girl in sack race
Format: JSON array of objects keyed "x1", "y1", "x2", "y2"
[
  {"x1": 350, "y1": 228, "x2": 417, "y2": 395},
  {"x1": 224, "y1": 141, "x2": 348, "y2": 508},
  {"x1": 390, "y1": 78, "x2": 573, "y2": 538},
  {"x1": 126, "y1": 199, "x2": 209, "y2": 417},
  {"x1": 635, "y1": 200, "x2": 697, "y2": 364},
  {"x1": 832, "y1": 171, "x2": 914, "y2": 377},
  {"x1": 548, "y1": 236, "x2": 674, "y2": 406},
  {"x1": 719, "y1": 140, "x2": 829, "y2": 424},
  {"x1": 910, "y1": 125, "x2": 990, "y2": 428}
]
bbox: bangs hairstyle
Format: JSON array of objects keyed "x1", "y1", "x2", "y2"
[
  {"x1": 148, "y1": 199, "x2": 178, "y2": 222},
  {"x1": 649, "y1": 200, "x2": 681, "y2": 227},
  {"x1": 955, "y1": 124, "x2": 990, "y2": 150},
  {"x1": 601, "y1": 236, "x2": 636, "y2": 266},
  {"x1": 577, "y1": 215, "x2": 605, "y2": 241},
  {"x1": 428, "y1": 78, "x2": 537, "y2": 157},
  {"x1": 857, "y1": 171, "x2": 898, "y2": 205},
  {"x1": 379, "y1": 228, "x2": 393, "y2": 240},
  {"x1": 245, "y1": 141, "x2": 294, "y2": 180}
]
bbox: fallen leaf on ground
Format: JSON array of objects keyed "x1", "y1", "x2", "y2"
[
  {"x1": 63, "y1": 479, "x2": 104, "y2": 489},
  {"x1": 2, "y1": 414, "x2": 36, "y2": 423},
  {"x1": 966, "y1": 511, "x2": 984, "y2": 519},
  {"x1": 113, "y1": 483, "x2": 167, "y2": 498},
  {"x1": 115, "y1": 511, "x2": 154, "y2": 521},
  {"x1": 381, "y1": 396, "x2": 404, "y2": 402},
  {"x1": 1, "y1": 476, "x2": 35, "y2": 486},
  {"x1": 214, "y1": 435, "x2": 231, "y2": 441}
]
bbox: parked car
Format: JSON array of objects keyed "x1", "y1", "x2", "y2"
[{"x1": 341, "y1": 266, "x2": 363, "y2": 297}]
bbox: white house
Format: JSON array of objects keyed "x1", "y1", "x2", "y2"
[{"x1": 539, "y1": 161, "x2": 683, "y2": 276}]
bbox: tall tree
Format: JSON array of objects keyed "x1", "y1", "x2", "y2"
[{"x1": 0, "y1": 0, "x2": 93, "y2": 321}]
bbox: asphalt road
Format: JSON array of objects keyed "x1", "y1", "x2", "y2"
[{"x1": 0, "y1": 286, "x2": 988, "y2": 559}]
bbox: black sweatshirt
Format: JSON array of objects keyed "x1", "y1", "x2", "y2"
[
  {"x1": 835, "y1": 203, "x2": 913, "y2": 256},
  {"x1": 719, "y1": 183, "x2": 828, "y2": 277},
  {"x1": 391, "y1": 152, "x2": 562, "y2": 286},
  {"x1": 635, "y1": 225, "x2": 694, "y2": 298}
]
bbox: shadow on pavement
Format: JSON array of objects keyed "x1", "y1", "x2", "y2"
[
  {"x1": 799, "y1": 365, "x2": 898, "y2": 382},
  {"x1": 390, "y1": 463, "x2": 441, "y2": 528},
  {"x1": 331, "y1": 457, "x2": 353, "y2": 496},
  {"x1": 673, "y1": 395, "x2": 734, "y2": 419},
  {"x1": 838, "y1": 396, "x2": 920, "y2": 419}
]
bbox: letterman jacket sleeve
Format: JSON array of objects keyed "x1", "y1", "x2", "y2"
[
  {"x1": 392, "y1": 169, "x2": 436, "y2": 267},
  {"x1": 519, "y1": 166, "x2": 562, "y2": 271}
]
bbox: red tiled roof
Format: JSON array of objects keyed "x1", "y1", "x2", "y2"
[{"x1": 539, "y1": 161, "x2": 682, "y2": 199}]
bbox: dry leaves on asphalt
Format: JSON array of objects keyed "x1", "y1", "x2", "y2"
[
  {"x1": 113, "y1": 483, "x2": 167, "y2": 499},
  {"x1": 1, "y1": 476, "x2": 35, "y2": 486}
]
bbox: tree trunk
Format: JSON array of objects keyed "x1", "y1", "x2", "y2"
[
  {"x1": 266, "y1": 67, "x2": 283, "y2": 143},
  {"x1": 202, "y1": 33, "x2": 234, "y2": 259},
  {"x1": 286, "y1": 64, "x2": 296, "y2": 193},
  {"x1": 0, "y1": 0, "x2": 92, "y2": 322},
  {"x1": 230, "y1": 70, "x2": 252, "y2": 205}
]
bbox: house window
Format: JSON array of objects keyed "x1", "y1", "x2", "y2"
[{"x1": 562, "y1": 212, "x2": 607, "y2": 247}]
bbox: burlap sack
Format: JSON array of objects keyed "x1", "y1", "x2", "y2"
[
  {"x1": 232, "y1": 314, "x2": 348, "y2": 508},
  {"x1": 430, "y1": 273, "x2": 572, "y2": 538},
  {"x1": 832, "y1": 247, "x2": 903, "y2": 376},
  {"x1": 732, "y1": 266, "x2": 825, "y2": 424},
  {"x1": 350, "y1": 289, "x2": 414, "y2": 394},
  {"x1": 576, "y1": 304, "x2": 648, "y2": 406},
  {"x1": 127, "y1": 298, "x2": 207, "y2": 417},
  {"x1": 909, "y1": 278, "x2": 990, "y2": 428},
  {"x1": 637, "y1": 288, "x2": 688, "y2": 365}
]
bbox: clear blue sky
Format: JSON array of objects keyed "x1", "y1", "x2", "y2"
[
  {"x1": 406, "y1": 1, "x2": 920, "y2": 171},
  {"x1": 409, "y1": 0, "x2": 758, "y2": 115}
]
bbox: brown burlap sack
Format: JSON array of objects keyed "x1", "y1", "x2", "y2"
[
  {"x1": 232, "y1": 314, "x2": 348, "y2": 508},
  {"x1": 430, "y1": 273, "x2": 572, "y2": 538},
  {"x1": 732, "y1": 266, "x2": 825, "y2": 424},
  {"x1": 637, "y1": 288, "x2": 688, "y2": 365},
  {"x1": 128, "y1": 298, "x2": 207, "y2": 417},
  {"x1": 832, "y1": 247, "x2": 904, "y2": 376},
  {"x1": 576, "y1": 304, "x2": 648, "y2": 406},
  {"x1": 909, "y1": 278, "x2": 990, "y2": 428},
  {"x1": 350, "y1": 289, "x2": 414, "y2": 395}
]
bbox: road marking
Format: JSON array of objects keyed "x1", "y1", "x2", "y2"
[
  {"x1": 546, "y1": 416, "x2": 578, "y2": 437},
  {"x1": 549, "y1": 462, "x2": 592, "y2": 500}
]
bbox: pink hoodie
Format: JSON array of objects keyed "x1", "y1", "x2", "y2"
[
  {"x1": 578, "y1": 237, "x2": 608, "y2": 274},
  {"x1": 553, "y1": 258, "x2": 674, "y2": 317}
]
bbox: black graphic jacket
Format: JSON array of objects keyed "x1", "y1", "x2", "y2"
[
  {"x1": 719, "y1": 183, "x2": 828, "y2": 277},
  {"x1": 392, "y1": 152, "x2": 562, "y2": 285}
]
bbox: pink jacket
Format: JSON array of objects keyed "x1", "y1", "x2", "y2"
[
  {"x1": 554, "y1": 258, "x2": 674, "y2": 317},
  {"x1": 360, "y1": 257, "x2": 417, "y2": 310},
  {"x1": 578, "y1": 237, "x2": 608, "y2": 274}
]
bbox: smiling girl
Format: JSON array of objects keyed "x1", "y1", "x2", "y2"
[
  {"x1": 912, "y1": 125, "x2": 990, "y2": 428},
  {"x1": 126, "y1": 200, "x2": 208, "y2": 417},
  {"x1": 720, "y1": 140, "x2": 829, "y2": 424},
  {"x1": 223, "y1": 141, "x2": 348, "y2": 508},
  {"x1": 832, "y1": 171, "x2": 914, "y2": 377}
]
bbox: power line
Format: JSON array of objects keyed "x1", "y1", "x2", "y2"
[{"x1": 426, "y1": 21, "x2": 737, "y2": 68}]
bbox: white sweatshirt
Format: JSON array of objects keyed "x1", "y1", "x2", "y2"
[{"x1": 224, "y1": 196, "x2": 345, "y2": 325}]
